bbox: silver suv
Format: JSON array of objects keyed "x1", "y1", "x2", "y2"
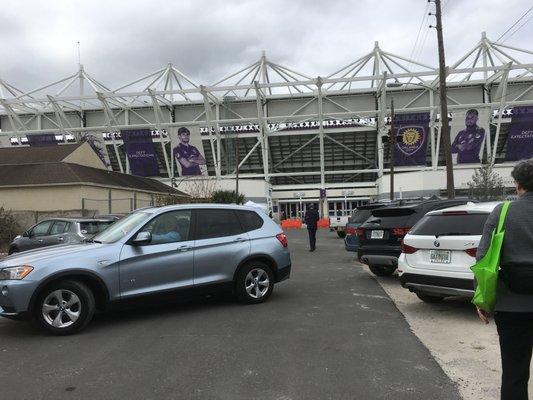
[{"x1": 0, "y1": 205, "x2": 291, "y2": 335}]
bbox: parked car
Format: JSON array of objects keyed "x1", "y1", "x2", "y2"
[
  {"x1": 344, "y1": 203, "x2": 388, "y2": 252},
  {"x1": 8, "y1": 218, "x2": 117, "y2": 254},
  {"x1": 357, "y1": 197, "x2": 475, "y2": 276},
  {"x1": 329, "y1": 211, "x2": 350, "y2": 238},
  {"x1": 398, "y1": 202, "x2": 499, "y2": 303},
  {"x1": 0, "y1": 204, "x2": 291, "y2": 335}
]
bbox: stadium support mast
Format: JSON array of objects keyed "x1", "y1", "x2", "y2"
[{"x1": 434, "y1": 0, "x2": 455, "y2": 198}]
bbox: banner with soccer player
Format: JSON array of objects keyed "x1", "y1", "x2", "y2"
[
  {"x1": 121, "y1": 129, "x2": 159, "y2": 177},
  {"x1": 505, "y1": 106, "x2": 533, "y2": 161},
  {"x1": 169, "y1": 126, "x2": 207, "y2": 176},
  {"x1": 80, "y1": 132, "x2": 112, "y2": 170},
  {"x1": 393, "y1": 112, "x2": 430, "y2": 166},
  {"x1": 450, "y1": 108, "x2": 489, "y2": 164}
]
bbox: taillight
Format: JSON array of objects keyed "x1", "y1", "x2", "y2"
[
  {"x1": 356, "y1": 228, "x2": 365, "y2": 237},
  {"x1": 276, "y1": 233, "x2": 288, "y2": 248},
  {"x1": 346, "y1": 227, "x2": 356, "y2": 235},
  {"x1": 465, "y1": 248, "x2": 477, "y2": 258},
  {"x1": 392, "y1": 227, "x2": 411, "y2": 237},
  {"x1": 401, "y1": 242, "x2": 418, "y2": 254}
]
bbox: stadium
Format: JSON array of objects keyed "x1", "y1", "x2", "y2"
[{"x1": 1, "y1": 32, "x2": 532, "y2": 219}]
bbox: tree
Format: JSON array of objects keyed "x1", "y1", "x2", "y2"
[
  {"x1": 211, "y1": 190, "x2": 245, "y2": 205},
  {"x1": 0, "y1": 207, "x2": 21, "y2": 251},
  {"x1": 467, "y1": 164, "x2": 505, "y2": 201}
]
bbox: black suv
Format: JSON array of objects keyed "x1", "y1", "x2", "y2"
[{"x1": 357, "y1": 197, "x2": 475, "y2": 276}]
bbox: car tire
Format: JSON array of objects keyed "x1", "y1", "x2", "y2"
[
  {"x1": 416, "y1": 293, "x2": 445, "y2": 303},
  {"x1": 368, "y1": 264, "x2": 396, "y2": 277},
  {"x1": 235, "y1": 262, "x2": 274, "y2": 304},
  {"x1": 8, "y1": 247, "x2": 19, "y2": 255},
  {"x1": 336, "y1": 231, "x2": 346, "y2": 238},
  {"x1": 34, "y1": 280, "x2": 95, "y2": 335}
]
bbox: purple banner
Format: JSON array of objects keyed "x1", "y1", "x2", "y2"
[
  {"x1": 393, "y1": 113, "x2": 430, "y2": 166},
  {"x1": 505, "y1": 106, "x2": 533, "y2": 161},
  {"x1": 121, "y1": 129, "x2": 159, "y2": 177},
  {"x1": 27, "y1": 134, "x2": 58, "y2": 147}
]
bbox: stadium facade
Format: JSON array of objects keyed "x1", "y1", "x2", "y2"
[{"x1": 1, "y1": 32, "x2": 532, "y2": 219}]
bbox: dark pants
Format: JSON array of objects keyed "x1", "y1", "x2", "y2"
[
  {"x1": 495, "y1": 312, "x2": 533, "y2": 400},
  {"x1": 307, "y1": 228, "x2": 316, "y2": 250}
]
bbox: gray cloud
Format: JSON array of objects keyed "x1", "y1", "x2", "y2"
[{"x1": 1, "y1": 0, "x2": 532, "y2": 93}]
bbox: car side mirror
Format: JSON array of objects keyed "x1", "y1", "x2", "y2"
[
  {"x1": 132, "y1": 231, "x2": 151, "y2": 245},
  {"x1": 22, "y1": 231, "x2": 29, "y2": 237}
]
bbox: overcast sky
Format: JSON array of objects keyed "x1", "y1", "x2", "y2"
[{"x1": 1, "y1": 0, "x2": 532, "y2": 93}]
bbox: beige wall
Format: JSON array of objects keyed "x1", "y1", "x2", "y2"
[
  {"x1": 62, "y1": 142, "x2": 107, "y2": 170},
  {"x1": 0, "y1": 185, "x2": 156, "y2": 215}
]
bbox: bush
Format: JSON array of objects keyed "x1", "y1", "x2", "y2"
[
  {"x1": 211, "y1": 190, "x2": 245, "y2": 204},
  {"x1": 0, "y1": 207, "x2": 21, "y2": 252}
]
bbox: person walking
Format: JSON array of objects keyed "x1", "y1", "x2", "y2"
[
  {"x1": 476, "y1": 159, "x2": 533, "y2": 400},
  {"x1": 304, "y1": 205, "x2": 320, "y2": 252}
]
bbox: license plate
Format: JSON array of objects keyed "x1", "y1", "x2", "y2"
[
  {"x1": 430, "y1": 250, "x2": 451, "y2": 264},
  {"x1": 371, "y1": 230, "x2": 384, "y2": 239}
]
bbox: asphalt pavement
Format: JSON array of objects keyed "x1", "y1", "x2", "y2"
[{"x1": 0, "y1": 229, "x2": 461, "y2": 400}]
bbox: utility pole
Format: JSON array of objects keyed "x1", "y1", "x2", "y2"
[
  {"x1": 390, "y1": 98, "x2": 395, "y2": 201},
  {"x1": 434, "y1": 0, "x2": 455, "y2": 198},
  {"x1": 235, "y1": 130, "x2": 240, "y2": 203}
]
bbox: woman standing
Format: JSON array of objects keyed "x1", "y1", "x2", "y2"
[{"x1": 476, "y1": 159, "x2": 533, "y2": 400}]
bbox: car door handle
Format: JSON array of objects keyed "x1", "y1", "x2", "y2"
[
  {"x1": 58, "y1": 237, "x2": 64, "y2": 241},
  {"x1": 177, "y1": 245, "x2": 191, "y2": 252},
  {"x1": 38, "y1": 239, "x2": 44, "y2": 243},
  {"x1": 234, "y1": 237, "x2": 247, "y2": 242}
]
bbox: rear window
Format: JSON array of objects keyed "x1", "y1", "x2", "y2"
[
  {"x1": 237, "y1": 210, "x2": 264, "y2": 232},
  {"x1": 350, "y1": 209, "x2": 373, "y2": 224},
  {"x1": 79, "y1": 221, "x2": 115, "y2": 235},
  {"x1": 410, "y1": 213, "x2": 489, "y2": 236}
]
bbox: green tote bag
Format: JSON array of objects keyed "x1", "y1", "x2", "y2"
[{"x1": 471, "y1": 201, "x2": 511, "y2": 312}]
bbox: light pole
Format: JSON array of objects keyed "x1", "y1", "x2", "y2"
[
  {"x1": 222, "y1": 95, "x2": 239, "y2": 203},
  {"x1": 341, "y1": 190, "x2": 354, "y2": 214},
  {"x1": 389, "y1": 98, "x2": 395, "y2": 200},
  {"x1": 294, "y1": 192, "x2": 305, "y2": 220}
]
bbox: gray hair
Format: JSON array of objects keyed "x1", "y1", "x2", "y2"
[{"x1": 511, "y1": 159, "x2": 533, "y2": 192}]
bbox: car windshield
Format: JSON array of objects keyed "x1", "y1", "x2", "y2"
[
  {"x1": 93, "y1": 212, "x2": 151, "y2": 243},
  {"x1": 410, "y1": 213, "x2": 490, "y2": 236},
  {"x1": 79, "y1": 221, "x2": 115, "y2": 236},
  {"x1": 349, "y1": 209, "x2": 373, "y2": 224}
]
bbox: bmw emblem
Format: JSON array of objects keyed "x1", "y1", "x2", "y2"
[{"x1": 434, "y1": 241, "x2": 440, "y2": 248}]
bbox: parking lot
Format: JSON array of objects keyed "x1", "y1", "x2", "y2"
[{"x1": 0, "y1": 229, "x2": 464, "y2": 400}]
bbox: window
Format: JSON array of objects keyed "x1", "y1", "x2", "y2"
[
  {"x1": 349, "y1": 209, "x2": 373, "y2": 224},
  {"x1": 195, "y1": 209, "x2": 242, "y2": 240},
  {"x1": 50, "y1": 221, "x2": 69, "y2": 235},
  {"x1": 410, "y1": 214, "x2": 490, "y2": 236},
  {"x1": 31, "y1": 220, "x2": 53, "y2": 236},
  {"x1": 79, "y1": 221, "x2": 115, "y2": 235},
  {"x1": 142, "y1": 210, "x2": 192, "y2": 245},
  {"x1": 94, "y1": 212, "x2": 151, "y2": 244},
  {"x1": 237, "y1": 210, "x2": 264, "y2": 232}
]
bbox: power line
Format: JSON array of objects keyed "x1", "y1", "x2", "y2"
[
  {"x1": 496, "y1": 5, "x2": 533, "y2": 42},
  {"x1": 502, "y1": 13, "x2": 533, "y2": 43},
  {"x1": 408, "y1": 2, "x2": 431, "y2": 63}
]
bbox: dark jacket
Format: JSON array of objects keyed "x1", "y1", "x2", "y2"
[
  {"x1": 304, "y1": 209, "x2": 320, "y2": 230},
  {"x1": 477, "y1": 192, "x2": 533, "y2": 312}
]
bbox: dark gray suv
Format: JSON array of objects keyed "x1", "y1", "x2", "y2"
[
  {"x1": 0, "y1": 205, "x2": 291, "y2": 335},
  {"x1": 8, "y1": 218, "x2": 116, "y2": 254}
]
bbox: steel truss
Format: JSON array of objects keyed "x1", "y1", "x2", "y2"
[{"x1": 0, "y1": 32, "x2": 532, "y2": 192}]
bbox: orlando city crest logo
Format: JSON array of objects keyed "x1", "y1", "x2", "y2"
[{"x1": 397, "y1": 126, "x2": 425, "y2": 156}]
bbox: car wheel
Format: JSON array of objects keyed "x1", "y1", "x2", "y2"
[
  {"x1": 35, "y1": 280, "x2": 95, "y2": 335},
  {"x1": 416, "y1": 293, "x2": 445, "y2": 303},
  {"x1": 368, "y1": 264, "x2": 396, "y2": 277},
  {"x1": 235, "y1": 262, "x2": 274, "y2": 304},
  {"x1": 8, "y1": 247, "x2": 19, "y2": 255},
  {"x1": 337, "y1": 231, "x2": 346, "y2": 238}
]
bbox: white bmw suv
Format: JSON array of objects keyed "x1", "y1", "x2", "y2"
[{"x1": 398, "y1": 202, "x2": 500, "y2": 303}]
